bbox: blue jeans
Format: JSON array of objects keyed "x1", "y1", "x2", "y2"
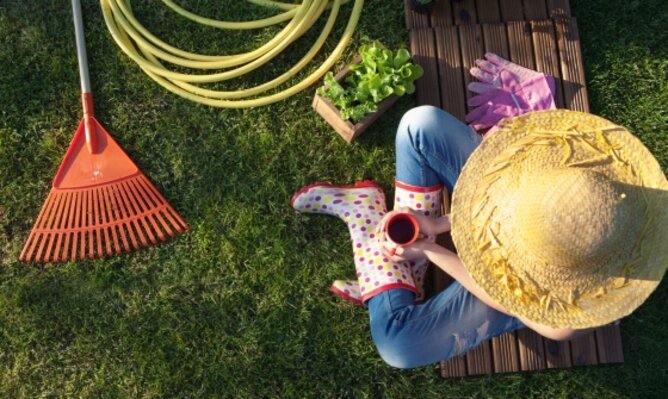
[{"x1": 367, "y1": 105, "x2": 524, "y2": 369}]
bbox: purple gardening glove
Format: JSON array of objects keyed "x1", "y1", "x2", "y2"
[
  {"x1": 468, "y1": 52, "x2": 549, "y2": 93},
  {"x1": 465, "y1": 70, "x2": 557, "y2": 131}
]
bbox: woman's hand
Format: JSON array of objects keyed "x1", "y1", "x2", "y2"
[
  {"x1": 380, "y1": 239, "x2": 436, "y2": 263},
  {"x1": 375, "y1": 207, "x2": 451, "y2": 262},
  {"x1": 375, "y1": 207, "x2": 451, "y2": 237}
]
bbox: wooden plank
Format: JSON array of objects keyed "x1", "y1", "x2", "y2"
[
  {"x1": 455, "y1": 23, "x2": 491, "y2": 374},
  {"x1": 419, "y1": 0, "x2": 572, "y2": 27},
  {"x1": 453, "y1": 0, "x2": 478, "y2": 24},
  {"x1": 570, "y1": 331, "x2": 599, "y2": 366},
  {"x1": 492, "y1": 331, "x2": 521, "y2": 373},
  {"x1": 431, "y1": 236, "x2": 455, "y2": 293},
  {"x1": 596, "y1": 324, "x2": 624, "y2": 364},
  {"x1": 431, "y1": 0, "x2": 455, "y2": 27},
  {"x1": 432, "y1": 190, "x2": 455, "y2": 296},
  {"x1": 555, "y1": 18, "x2": 590, "y2": 113},
  {"x1": 435, "y1": 188, "x2": 466, "y2": 377},
  {"x1": 530, "y1": 20, "x2": 565, "y2": 107},
  {"x1": 476, "y1": 0, "x2": 501, "y2": 23},
  {"x1": 517, "y1": 328, "x2": 546, "y2": 371},
  {"x1": 479, "y1": 22, "x2": 518, "y2": 375},
  {"x1": 507, "y1": 21, "x2": 536, "y2": 70},
  {"x1": 498, "y1": 0, "x2": 525, "y2": 21},
  {"x1": 404, "y1": 0, "x2": 430, "y2": 29},
  {"x1": 523, "y1": 0, "x2": 548, "y2": 19},
  {"x1": 544, "y1": 338, "x2": 572, "y2": 369},
  {"x1": 431, "y1": 256, "x2": 454, "y2": 294},
  {"x1": 466, "y1": 341, "x2": 494, "y2": 375},
  {"x1": 434, "y1": 27, "x2": 468, "y2": 121},
  {"x1": 458, "y1": 24, "x2": 485, "y2": 102},
  {"x1": 482, "y1": 23, "x2": 510, "y2": 58},
  {"x1": 440, "y1": 355, "x2": 468, "y2": 378},
  {"x1": 410, "y1": 29, "x2": 441, "y2": 107},
  {"x1": 547, "y1": 0, "x2": 571, "y2": 21}
]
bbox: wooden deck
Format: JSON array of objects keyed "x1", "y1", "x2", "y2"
[
  {"x1": 404, "y1": 0, "x2": 625, "y2": 378},
  {"x1": 405, "y1": 0, "x2": 572, "y2": 28}
]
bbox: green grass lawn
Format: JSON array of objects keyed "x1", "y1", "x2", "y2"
[{"x1": 1, "y1": 0, "x2": 666, "y2": 397}]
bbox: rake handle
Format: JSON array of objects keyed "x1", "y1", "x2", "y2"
[{"x1": 72, "y1": 0, "x2": 98, "y2": 154}]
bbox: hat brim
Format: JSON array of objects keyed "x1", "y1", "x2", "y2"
[{"x1": 451, "y1": 110, "x2": 668, "y2": 329}]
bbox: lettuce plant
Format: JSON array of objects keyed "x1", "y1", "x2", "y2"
[{"x1": 317, "y1": 42, "x2": 424, "y2": 123}]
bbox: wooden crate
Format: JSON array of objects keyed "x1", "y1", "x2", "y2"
[
  {"x1": 405, "y1": 11, "x2": 625, "y2": 378},
  {"x1": 312, "y1": 59, "x2": 399, "y2": 143}
]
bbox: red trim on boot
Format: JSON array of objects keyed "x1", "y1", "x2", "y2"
[
  {"x1": 395, "y1": 181, "x2": 443, "y2": 193},
  {"x1": 329, "y1": 285, "x2": 364, "y2": 306},
  {"x1": 290, "y1": 180, "x2": 383, "y2": 206}
]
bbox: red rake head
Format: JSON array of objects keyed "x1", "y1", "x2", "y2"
[{"x1": 20, "y1": 118, "x2": 189, "y2": 263}]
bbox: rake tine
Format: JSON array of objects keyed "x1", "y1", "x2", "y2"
[
  {"x1": 116, "y1": 182, "x2": 148, "y2": 248},
  {"x1": 28, "y1": 233, "x2": 42, "y2": 263},
  {"x1": 135, "y1": 176, "x2": 177, "y2": 237},
  {"x1": 111, "y1": 184, "x2": 140, "y2": 250},
  {"x1": 165, "y1": 205, "x2": 189, "y2": 232},
  {"x1": 125, "y1": 178, "x2": 160, "y2": 243},
  {"x1": 107, "y1": 185, "x2": 130, "y2": 253},
  {"x1": 35, "y1": 192, "x2": 63, "y2": 262},
  {"x1": 81, "y1": 189, "x2": 89, "y2": 260},
  {"x1": 139, "y1": 175, "x2": 188, "y2": 232},
  {"x1": 122, "y1": 180, "x2": 157, "y2": 246},
  {"x1": 132, "y1": 177, "x2": 171, "y2": 241},
  {"x1": 45, "y1": 191, "x2": 69, "y2": 262},
  {"x1": 48, "y1": 191, "x2": 69, "y2": 262},
  {"x1": 21, "y1": 229, "x2": 40, "y2": 263},
  {"x1": 116, "y1": 182, "x2": 146, "y2": 248},
  {"x1": 71, "y1": 191, "x2": 82, "y2": 261},
  {"x1": 22, "y1": 231, "x2": 40, "y2": 263},
  {"x1": 63, "y1": 189, "x2": 78, "y2": 262},
  {"x1": 96, "y1": 187, "x2": 111, "y2": 256},
  {"x1": 85, "y1": 184, "x2": 95, "y2": 259},
  {"x1": 100, "y1": 185, "x2": 119, "y2": 255},
  {"x1": 92, "y1": 187, "x2": 104, "y2": 258},
  {"x1": 30, "y1": 192, "x2": 54, "y2": 262},
  {"x1": 78, "y1": 190, "x2": 87, "y2": 261},
  {"x1": 51, "y1": 191, "x2": 72, "y2": 262},
  {"x1": 122, "y1": 180, "x2": 155, "y2": 245},
  {"x1": 91, "y1": 186, "x2": 100, "y2": 258},
  {"x1": 20, "y1": 187, "x2": 53, "y2": 261}
]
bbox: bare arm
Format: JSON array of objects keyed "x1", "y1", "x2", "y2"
[
  {"x1": 377, "y1": 210, "x2": 594, "y2": 340},
  {"x1": 411, "y1": 241, "x2": 594, "y2": 341},
  {"x1": 420, "y1": 241, "x2": 510, "y2": 314}
]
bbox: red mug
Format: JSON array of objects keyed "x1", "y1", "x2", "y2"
[{"x1": 385, "y1": 212, "x2": 420, "y2": 247}]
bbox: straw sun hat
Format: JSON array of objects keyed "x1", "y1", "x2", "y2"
[{"x1": 451, "y1": 110, "x2": 668, "y2": 329}]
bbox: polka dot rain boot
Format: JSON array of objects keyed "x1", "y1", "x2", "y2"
[
  {"x1": 330, "y1": 181, "x2": 444, "y2": 304},
  {"x1": 290, "y1": 181, "x2": 418, "y2": 304},
  {"x1": 393, "y1": 181, "x2": 443, "y2": 302},
  {"x1": 329, "y1": 279, "x2": 362, "y2": 305}
]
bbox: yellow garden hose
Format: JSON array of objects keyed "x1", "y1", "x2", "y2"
[{"x1": 100, "y1": 0, "x2": 364, "y2": 108}]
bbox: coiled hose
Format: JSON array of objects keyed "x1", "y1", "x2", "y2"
[{"x1": 100, "y1": 0, "x2": 364, "y2": 108}]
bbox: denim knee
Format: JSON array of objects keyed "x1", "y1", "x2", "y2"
[
  {"x1": 396, "y1": 105, "x2": 443, "y2": 149},
  {"x1": 371, "y1": 327, "x2": 423, "y2": 369}
]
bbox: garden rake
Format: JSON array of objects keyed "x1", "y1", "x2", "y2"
[{"x1": 19, "y1": 0, "x2": 189, "y2": 263}]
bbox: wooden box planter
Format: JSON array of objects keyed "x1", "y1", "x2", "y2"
[{"x1": 312, "y1": 58, "x2": 400, "y2": 143}]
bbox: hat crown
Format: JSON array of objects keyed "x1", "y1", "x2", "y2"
[{"x1": 514, "y1": 168, "x2": 635, "y2": 270}]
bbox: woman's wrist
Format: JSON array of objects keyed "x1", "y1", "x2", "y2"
[
  {"x1": 416, "y1": 240, "x2": 442, "y2": 258},
  {"x1": 425, "y1": 214, "x2": 451, "y2": 236},
  {"x1": 421, "y1": 241, "x2": 458, "y2": 264}
]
